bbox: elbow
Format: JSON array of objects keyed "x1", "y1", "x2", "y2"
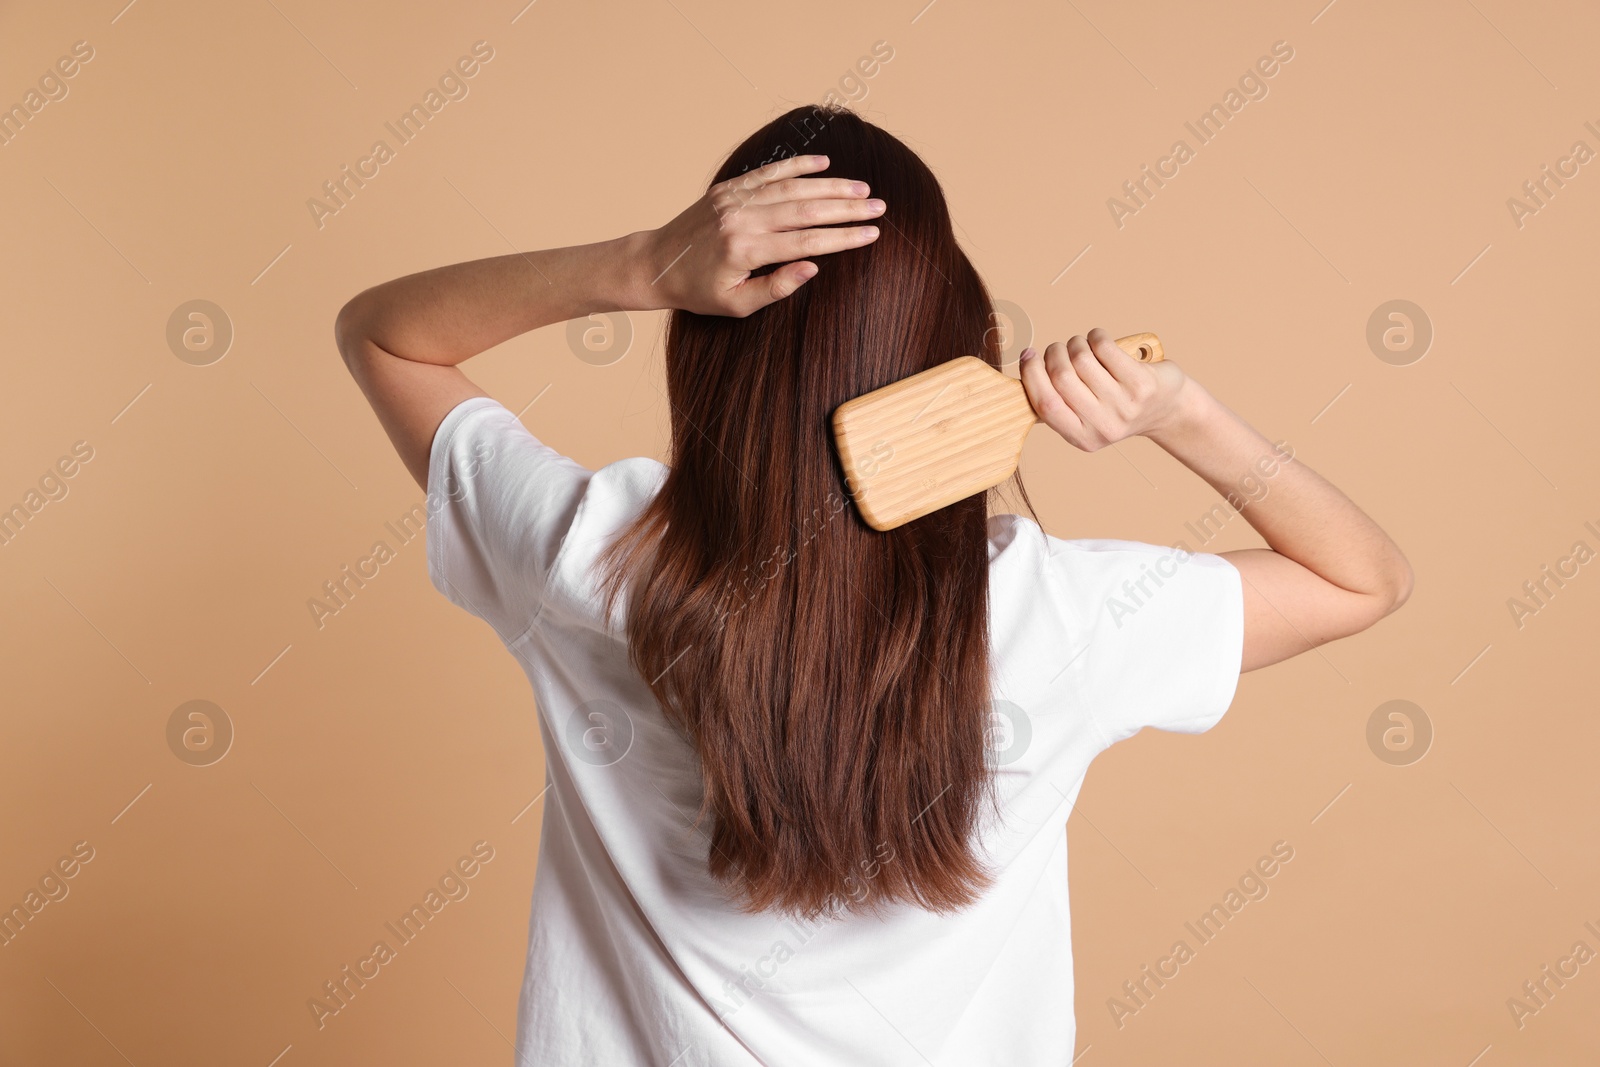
[
  {"x1": 1393, "y1": 560, "x2": 1415, "y2": 609},
  {"x1": 1376, "y1": 557, "x2": 1414, "y2": 618},
  {"x1": 1331, "y1": 562, "x2": 1412, "y2": 646},
  {"x1": 333, "y1": 294, "x2": 371, "y2": 364},
  {"x1": 1348, "y1": 555, "x2": 1414, "y2": 635}
]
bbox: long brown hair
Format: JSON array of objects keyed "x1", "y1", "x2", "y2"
[{"x1": 597, "y1": 104, "x2": 1036, "y2": 920}]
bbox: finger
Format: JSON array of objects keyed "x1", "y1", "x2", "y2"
[
  {"x1": 1067, "y1": 332, "x2": 1120, "y2": 403},
  {"x1": 723, "y1": 176, "x2": 870, "y2": 211},
  {"x1": 745, "y1": 195, "x2": 885, "y2": 233},
  {"x1": 1047, "y1": 339, "x2": 1112, "y2": 446},
  {"x1": 739, "y1": 224, "x2": 880, "y2": 269},
  {"x1": 1086, "y1": 326, "x2": 1146, "y2": 386},
  {"x1": 1050, "y1": 338, "x2": 1102, "y2": 413},
  {"x1": 714, "y1": 153, "x2": 832, "y2": 206},
  {"x1": 730, "y1": 260, "x2": 819, "y2": 316},
  {"x1": 1019, "y1": 342, "x2": 1089, "y2": 446}
]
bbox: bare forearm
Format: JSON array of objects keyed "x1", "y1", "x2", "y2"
[
  {"x1": 1148, "y1": 377, "x2": 1413, "y2": 605},
  {"x1": 335, "y1": 231, "x2": 654, "y2": 365},
  {"x1": 332, "y1": 154, "x2": 879, "y2": 495}
]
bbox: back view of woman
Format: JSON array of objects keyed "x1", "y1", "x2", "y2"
[{"x1": 336, "y1": 105, "x2": 1412, "y2": 1065}]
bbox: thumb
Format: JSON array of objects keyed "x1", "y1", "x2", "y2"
[{"x1": 741, "y1": 261, "x2": 818, "y2": 314}]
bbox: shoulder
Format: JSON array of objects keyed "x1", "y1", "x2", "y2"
[
  {"x1": 538, "y1": 454, "x2": 669, "y2": 631},
  {"x1": 425, "y1": 394, "x2": 669, "y2": 639},
  {"x1": 430, "y1": 394, "x2": 665, "y2": 525},
  {"x1": 983, "y1": 513, "x2": 1238, "y2": 638},
  {"x1": 985, "y1": 514, "x2": 1245, "y2": 742},
  {"x1": 562, "y1": 455, "x2": 670, "y2": 547},
  {"x1": 986, "y1": 512, "x2": 1176, "y2": 572},
  {"x1": 988, "y1": 513, "x2": 1229, "y2": 582}
]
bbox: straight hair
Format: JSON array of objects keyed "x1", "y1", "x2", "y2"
[{"x1": 597, "y1": 104, "x2": 1037, "y2": 920}]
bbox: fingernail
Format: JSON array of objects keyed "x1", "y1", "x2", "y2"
[
  {"x1": 1019, "y1": 346, "x2": 1037, "y2": 363},
  {"x1": 866, "y1": 198, "x2": 885, "y2": 212},
  {"x1": 852, "y1": 181, "x2": 870, "y2": 195},
  {"x1": 861, "y1": 226, "x2": 879, "y2": 238}
]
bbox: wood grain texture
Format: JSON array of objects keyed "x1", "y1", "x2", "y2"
[{"x1": 832, "y1": 333, "x2": 1164, "y2": 531}]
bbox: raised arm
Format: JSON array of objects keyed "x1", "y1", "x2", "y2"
[
  {"x1": 1019, "y1": 329, "x2": 1413, "y2": 673},
  {"x1": 334, "y1": 153, "x2": 882, "y2": 489},
  {"x1": 334, "y1": 238, "x2": 647, "y2": 488}
]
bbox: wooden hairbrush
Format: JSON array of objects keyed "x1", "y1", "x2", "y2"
[{"x1": 831, "y1": 332, "x2": 1164, "y2": 531}]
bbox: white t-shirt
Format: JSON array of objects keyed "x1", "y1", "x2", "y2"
[{"x1": 426, "y1": 396, "x2": 1244, "y2": 1066}]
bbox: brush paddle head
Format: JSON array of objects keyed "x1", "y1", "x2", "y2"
[{"x1": 831, "y1": 332, "x2": 1163, "y2": 531}]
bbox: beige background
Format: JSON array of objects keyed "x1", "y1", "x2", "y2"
[{"x1": 2, "y1": 0, "x2": 1597, "y2": 1063}]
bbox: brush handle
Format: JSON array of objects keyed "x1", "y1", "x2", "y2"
[
  {"x1": 1112, "y1": 332, "x2": 1164, "y2": 364},
  {"x1": 830, "y1": 332, "x2": 1166, "y2": 531}
]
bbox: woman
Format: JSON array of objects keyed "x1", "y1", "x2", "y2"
[{"x1": 336, "y1": 105, "x2": 1412, "y2": 1065}]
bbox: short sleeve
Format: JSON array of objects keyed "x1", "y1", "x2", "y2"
[
  {"x1": 425, "y1": 396, "x2": 592, "y2": 644},
  {"x1": 1041, "y1": 537, "x2": 1244, "y2": 748}
]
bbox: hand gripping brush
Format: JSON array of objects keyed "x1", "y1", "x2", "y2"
[{"x1": 830, "y1": 333, "x2": 1164, "y2": 531}]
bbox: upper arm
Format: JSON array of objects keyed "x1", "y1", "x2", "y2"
[
  {"x1": 335, "y1": 304, "x2": 488, "y2": 491},
  {"x1": 1218, "y1": 547, "x2": 1407, "y2": 672}
]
